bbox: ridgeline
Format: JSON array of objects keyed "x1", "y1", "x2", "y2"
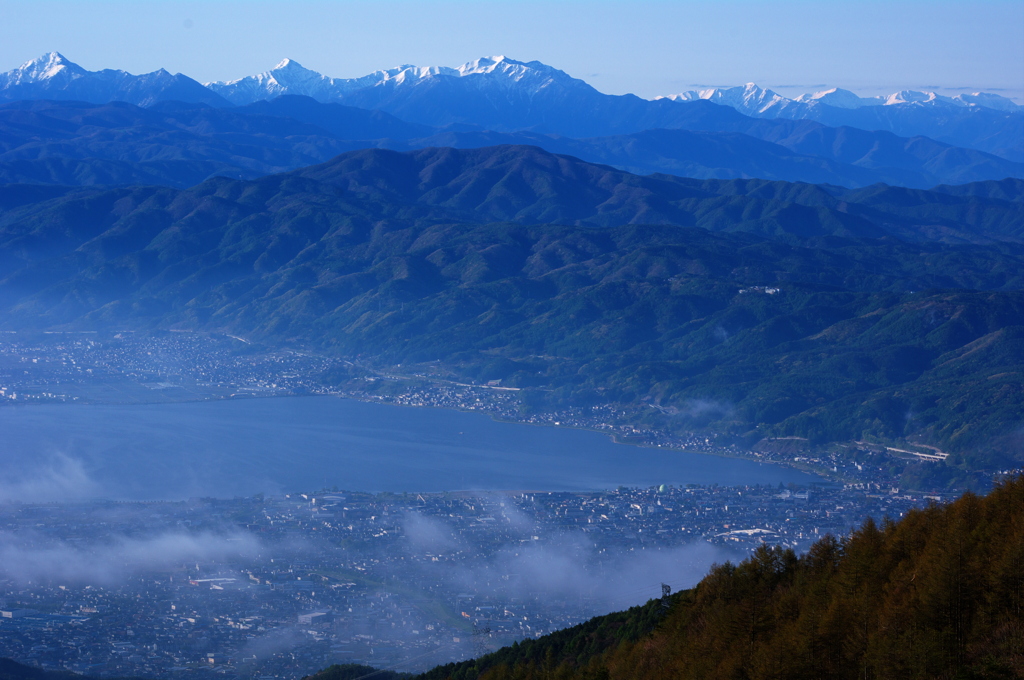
[{"x1": 1, "y1": 148, "x2": 1021, "y2": 473}]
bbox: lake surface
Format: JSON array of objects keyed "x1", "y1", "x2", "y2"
[{"x1": 0, "y1": 396, "x2": 818, "y2": 501}]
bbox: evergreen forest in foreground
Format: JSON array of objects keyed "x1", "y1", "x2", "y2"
[{"x1": 350, "y1": 475, "x2": 1023, "y2": 679}]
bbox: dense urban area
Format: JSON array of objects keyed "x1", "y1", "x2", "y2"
[
  {"x1": 2, "y1": 330, "x2": 1016, "y2": 678},
  {"x1": 0, "y1": 483, "x2": 949, "y2": 678}
]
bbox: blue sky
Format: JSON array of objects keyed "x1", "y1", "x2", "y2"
[{"x1": 1, "y1": 0, "x2": 1022, "y2": 101}]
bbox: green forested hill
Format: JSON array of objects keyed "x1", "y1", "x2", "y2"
[
  {"x1": 0, "y1": 660, "x2": 143, "y2": 680},
  {"x1": 0, "y1": 146, "x2": 1021, "y2": 466},
  {"x1": 0, "y1": 660, "x2": 87, "y2": 680},
  {"x1": 289, "y1": 146, "x2": 1024, "y2": 241},
  {"x1": 3, "y1": 146, "x2": 1022, "y2": 249},
  {"x1": 413, "y1": 476, "x2": 1024, "y2": 680}
]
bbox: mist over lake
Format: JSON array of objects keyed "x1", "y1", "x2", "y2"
[{"x1": 0, "y1": 396, "x2": 818, "y2": 501}]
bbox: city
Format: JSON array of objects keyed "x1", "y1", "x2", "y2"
[
  {"x1": 0, "y1": 331, "x2": 983, "y2": 492},
  {"x1": 0, "y1": 5, "x2": 1020, "y2": 676},
  {"x1": 1, "y1": 482, "x2": 947, "y2": 678}
]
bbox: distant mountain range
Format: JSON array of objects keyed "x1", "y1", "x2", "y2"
[
  {"x1": 0, "y1": 54, "x2": 1021, "y2": 466},
  {"x1": 2, "y1": 53, "x2": 1021, "y2": 161},
  {"x1": 660, "y1": 81, "x2": 1021, "y2": 114},
  {"x1": 1, "y1": 98, "x2": 1020, "y2": 191},
  {"x1": 0, "y1": 52, "x2": 228, "y2": 107}
]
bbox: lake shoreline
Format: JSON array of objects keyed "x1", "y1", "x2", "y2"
[
  {"x1": 0, "y1": 394, "x2": 821, "y2": 502},
  {"x1": 0, "y1": 386, "x2": 835, "y2": 493}
]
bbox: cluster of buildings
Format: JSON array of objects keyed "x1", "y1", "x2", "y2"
[
  {"x1": 0, "y1": 331, "x2": 997, "y2": 678},
  {"x1": 0, "y1": 483, "x2": 945, "y2": 678},
  {"x1": 0, "y1": 332, "x2": 336, "y2": 404}
]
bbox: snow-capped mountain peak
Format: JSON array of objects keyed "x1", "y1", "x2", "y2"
[
  {"x1": 457, "y1": 55, "x2": 509, "y2": 75},
  {"x1": 241, "y1": 58, "x2": 321, "y2": 83},
  {"x1": 381, "y1": 64, "x2": 454, "y2": 85},
  {"x1": 454, "y1": 55, "x2": 570, "y2": 88},
  {"x1": 207, "y1": 58, "x2": 429, "y2": 104},
  {"x1": 658, "y1": 82, "x2": 1021, "y2": 116},
  {"x1": 4, "y1": 50, "x2": 1019, "y2": 123},
  {"x1": 0, "y1": 52, "x2": 228, "y2": 107},
  {"x1": 869, "y1": 89, "x2": 1024, "y2": 110},
  {"x1": 7, "y1": 52, "x2": 86, "y2": 85},
  {"x1": 657, "y1": 83, "x2": 788, "y2": 115},
  {"x1": 880, "y1": 90, "x2": 950, "y2": 106},
  {"x1": 795, "y1": 87, "x2": 870, "y2": 109},
  {"x1": 952, "y1": 92, "x2": 1022, "y2": 111},
  {"x1": 204, "y1": 55, "x2": 584, "y2": 105},
  {"x1": 208, "y1": 58, "x2": 345, "y2": 103}
]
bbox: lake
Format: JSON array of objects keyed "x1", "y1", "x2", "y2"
[{"x1": 0, "y1": 396, "x2": 819, "y2": 501}]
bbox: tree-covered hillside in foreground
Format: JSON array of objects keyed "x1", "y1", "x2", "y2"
[
  {"x1": 0, "y1": 659, "x2": 97, "y2": 680},
  {"x1": 405, "y1": 475, "x2": 1024, "y2": 680}
]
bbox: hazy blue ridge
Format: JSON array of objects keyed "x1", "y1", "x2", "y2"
[
  {"x1": 0, "y1": 145, "x2": 1021, "y2": 465},
  {"x1": 1, "y1": 98, "x2": 1020, "y2": 191}
]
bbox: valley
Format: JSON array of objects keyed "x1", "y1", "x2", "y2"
[{"x1": 0, "y1": 21, "x2": 1021, "y2": 678}]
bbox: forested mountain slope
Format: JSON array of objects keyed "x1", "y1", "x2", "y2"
[
  {"x1": 412, "y1": 475, "x2": 1024, "y2": 680},
  {"x1": 0, "y1": 147, "x2": 1021, "y2": 466},
  {"x1": 0, "y1": 659, "x2": 139, "y2": 680}
]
